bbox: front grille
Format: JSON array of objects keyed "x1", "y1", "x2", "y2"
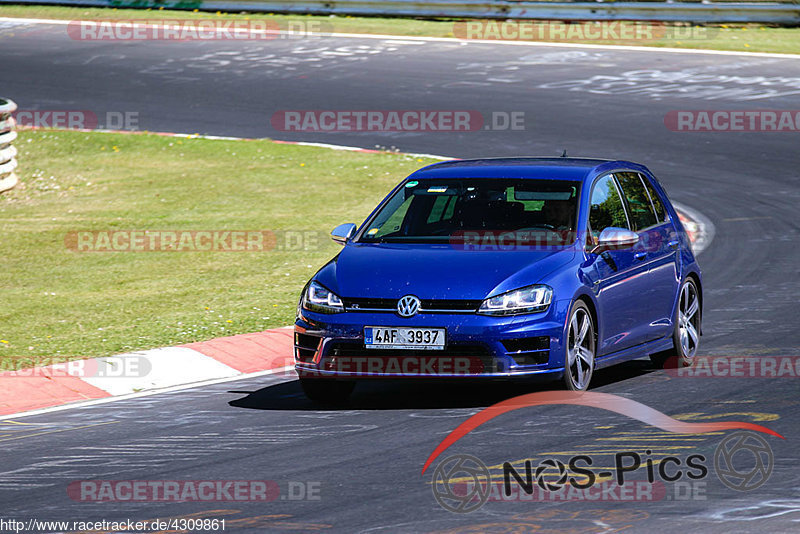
[
  {"x1": 325, "y1": 342, "x2": 497, "y2": 374},
  {"x1": 341, "y1": 297, "x2": 396, "y2": 310},
  {"x1": 342, "y1": 297, "x2": 481, "y2": 313}
]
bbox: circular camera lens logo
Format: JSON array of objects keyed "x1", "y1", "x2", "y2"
[
  {"x1": 431, "y1": 454, "x2": 491, "y2": 513},
  {"x1": 714, "y1": 431, "x2": 774, "y2": 491},
  {"x1": 535, "y1": 458, "x2": 569, "y2": 491}
]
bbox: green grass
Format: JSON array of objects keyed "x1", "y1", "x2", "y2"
[
  {"x1": 0, "y1": 129, "x2": 436, "y2": 366},
  {"x1": 1, "y1": 4, "x2": 799, "y2": 54}
]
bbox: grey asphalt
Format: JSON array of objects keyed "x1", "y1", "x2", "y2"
[{"x1": 1, "y1": 19, "x2": 799, "y2": 533}]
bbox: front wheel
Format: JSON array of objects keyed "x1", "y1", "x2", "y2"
[
  {"x1": 299, "y1": 378, "x2": 355, "y2": 405},
  {"x1": 563, "y1": 301, "x2": 596, "y2": 391},
  {"x1": 651, "y1": 277, "x2": 701, "y2": 368}
]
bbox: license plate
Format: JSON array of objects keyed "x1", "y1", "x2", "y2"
[{"x1": 364, "y1": 327, "x2": 445, "y2": 350}]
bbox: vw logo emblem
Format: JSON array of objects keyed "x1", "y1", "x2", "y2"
[{"x1": 397, "y1": 295, "x2": 421, "y2": 317}]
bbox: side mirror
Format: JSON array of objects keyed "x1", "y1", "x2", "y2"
[
  {"x1": 331, "y1": 223, "x2": 357, "y2": 245},
  {"x1": 591, "y1": 227, "x2": 638, "y2": 254}
]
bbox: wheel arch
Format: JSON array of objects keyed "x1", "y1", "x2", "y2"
[{"x1": 572, "y1": 290, "x2": 599, "y2": 345}]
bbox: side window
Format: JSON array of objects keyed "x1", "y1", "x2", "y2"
[
  {"x1": 616, "y1": 172, "x2": 658, "y2": 231},
  {"x1": 588, "y1": 175, "x2": 629, "y2": 240},
  {"x1": 639, "y1": 173, "x2": 668, "y2": 223}
]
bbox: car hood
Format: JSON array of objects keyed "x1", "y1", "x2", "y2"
[{"x1": 315, "y1": 243, "x2": 576, "y2": 301}]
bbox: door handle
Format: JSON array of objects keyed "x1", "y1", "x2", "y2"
[
  {"x1": 634, "y1": 251, "x2": 647, "y2": 261},
  {"x1": 667, "y1": 240, "x2": 680, "y2": 249}
]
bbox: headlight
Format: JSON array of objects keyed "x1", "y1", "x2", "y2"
[
  {"x1": 301, "y1": 281, "x2": 344, "y2": 314},
  {"x1": 477, "y1": 285, "x2": 553, "y2": 316}
]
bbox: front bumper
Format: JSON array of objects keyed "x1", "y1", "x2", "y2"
[{"x1": 294, "y1": 298, "x2": 571, "y2": 379}]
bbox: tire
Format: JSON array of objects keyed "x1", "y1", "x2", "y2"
[
  {"x1": 563, "y1": 300, "x2": 596, "y2": 391},
  {"x1": 650, "y1": 277, "x2": 701, "y2": 368},
  {"x1": 299, "y1": 378, "x2": 355, "y2": 405}
]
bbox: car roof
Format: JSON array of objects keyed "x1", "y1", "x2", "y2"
[{"x1": 410, "y1": 157, "x2": 641, "y2": 182}]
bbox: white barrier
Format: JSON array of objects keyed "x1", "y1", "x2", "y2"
[{"x1": 0, "y1": 98, "x2": 18, "y2": 195}]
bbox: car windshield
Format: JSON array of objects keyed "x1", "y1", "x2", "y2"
[{"x1": 359, "y1": 178, "x2": 581, "y2": 245}]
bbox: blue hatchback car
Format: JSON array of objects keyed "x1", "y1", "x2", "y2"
[{"x1": 295, "y1": 158, "x2": 702, "y2": 403}]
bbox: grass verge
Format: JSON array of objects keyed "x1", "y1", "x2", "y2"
[
  {"x1": 0, "y1": 129, "x2": 435, "y2": 365},
  {"x1": 0, "y1": 5, "x2": 799, "y2": 54}
]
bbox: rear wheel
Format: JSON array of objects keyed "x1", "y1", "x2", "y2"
[
  {"x1": 563, "y1": 301, "x2": 596, "y2": 391},
  {"x1": 299, "y1": 378, "x2": 355, "y2": 405},
  {"x1": 651, "y1": 277, "x2": 700, "y2": 368}
]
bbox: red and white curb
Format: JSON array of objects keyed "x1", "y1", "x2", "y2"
[
  {"x1": 1, "y1": 130, "x2": 710, "y2": 418},
  {"x1": 0, "y1": 328, "x2": 295, "y2": 418}
]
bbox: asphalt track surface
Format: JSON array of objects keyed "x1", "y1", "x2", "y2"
[{"x1": 1, "y1": 19, "x2": 800, "y2": 533}]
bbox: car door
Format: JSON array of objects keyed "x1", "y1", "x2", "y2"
[
  {"x1": 620, "y1": 172, "x2": 681, "y2": 340},
  {"x1": 583, "y1": 173, "x2": 653, "y2": 356}
]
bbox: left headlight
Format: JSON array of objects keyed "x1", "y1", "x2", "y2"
[
  {"x1": 301, "y1": 281, "x2": 344, "y2": 314},
  {"x1": 477, "y1": 284, "x2": 553, "y2": 316}
]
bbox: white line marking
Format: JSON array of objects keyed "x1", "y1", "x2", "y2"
[
  {"x1": 2, "y1": 16, "x2": 799, "y2": 60},
  {"x1": 382, "y1": 40, "x2": 426, "y2": 46},
  {"x1": 23, "y1": 125, "x2": 455, "y2": 160},
  {"x1": 3, "y1": 365, "x2": 296, "y2": 420},
  {"x1": 281, "y1": 140, "x2": 452, "y2": 160}
]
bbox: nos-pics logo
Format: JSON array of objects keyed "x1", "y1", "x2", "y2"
[{"x1": 431, "y1": 431, "x2": 774, "y2": 513}]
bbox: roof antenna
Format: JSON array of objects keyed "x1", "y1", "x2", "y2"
[{"x1": 560, "y1": 149, "x2": 568, "y2": 157}]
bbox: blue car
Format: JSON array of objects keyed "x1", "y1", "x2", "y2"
[{"x1": 295, "y1": 158, "x2": 702, "y2": 403}]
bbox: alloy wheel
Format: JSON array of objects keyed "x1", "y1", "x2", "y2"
[
  {"x1": 567, "y1": 305, "x2": 595, "y2": 390},
  {"x1": 678, "y1": 280, "x2": 700, "y2": 359}
]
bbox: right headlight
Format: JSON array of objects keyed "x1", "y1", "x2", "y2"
[
  {"x1": 301, "y1": 281, "x2": 344, "y2": 314},
  {"x1": 477, "y1": 284, "x2": 553, "y2": 316}
]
